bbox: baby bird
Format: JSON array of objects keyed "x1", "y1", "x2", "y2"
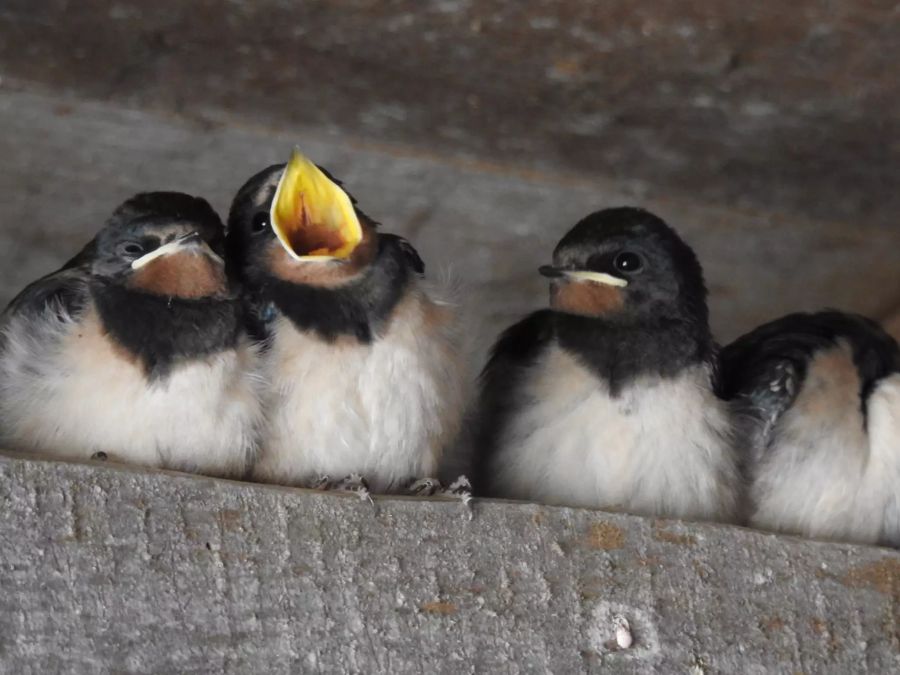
[
  {"x1": 472, "y1": 207, "x2": 740, "y2": 522},
  {"x1": 226, "y1": 148, "x2": 465, "y2": 493},
  {"x1": 0, "y1": 192, "x2": 263, "y2": 477},
  {"x1": 719, "y1": 311, "x2": 900, "y2": 546}
]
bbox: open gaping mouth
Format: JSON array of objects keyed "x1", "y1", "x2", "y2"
[{"x1": 270, "y1": 147, "x2": 363, "y2": 261}]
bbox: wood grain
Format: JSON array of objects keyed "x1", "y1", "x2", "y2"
[{"x1": 1, "y1": 452, "x2": 898, "y2": 673}]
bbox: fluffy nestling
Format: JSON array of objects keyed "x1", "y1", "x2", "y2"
[
  {"x1": 0, "y1": 192, "x2": 264, "y2": 477},
  {"x1": 226, "y1": 148, "x2": 465, "y2": 493},
  {"x1": 720, "y1": 311, "x2": 900, "y2": 546},
  {"x1": 472, "y1": 207, "x2": 740, "y2": 521}
]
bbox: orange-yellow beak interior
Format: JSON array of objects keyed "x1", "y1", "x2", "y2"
[{"x1": 270, "y1": 148, "x2": 363, "y2": 261}]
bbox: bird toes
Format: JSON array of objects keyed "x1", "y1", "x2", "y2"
[
  {"x1": 441, "y1": 475, "x2": 474, "y2": 517},
  {"x1": 308, "y1": 473, "x2": 333, "y2": 490},
  {"x1": 334, "y1": 473, "x2": 375, "y2": 507},
  {"x1": 404, "y1": 477, "x2": 442, "y2": 497},
  {"x1": 769, "y1": 361, "x2": 798, "y2": 396}
]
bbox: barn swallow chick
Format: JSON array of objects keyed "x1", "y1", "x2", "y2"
[
  {"x1": 472, "y1": 207, "x2": 740, "y2": 521},
  {"x1": 719, "y1": 311, "x2": 900, "y2": 546},
  {"x1": 226, "y1": 148, "x2": 465, "y2": 493},
  {"x1": 0, "y1": 193, "x2": 264, "y2": 477}
]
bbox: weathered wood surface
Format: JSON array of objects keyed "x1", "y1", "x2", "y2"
[
  {"x1": 1, "y1": 453, "x2": 898, "y2": 674},
  {"x1": 1, "y1": 88, "x2": 898, "y2": 357}
]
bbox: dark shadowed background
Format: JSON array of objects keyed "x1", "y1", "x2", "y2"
[{"x1": 0, "y1": 0, "x2": 897, "y2": 355}]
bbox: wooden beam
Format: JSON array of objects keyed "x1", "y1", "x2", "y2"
[{"x1": 1, "y1": 452, "x2": 898, "y2": 673}]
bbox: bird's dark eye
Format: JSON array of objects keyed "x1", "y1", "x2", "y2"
[
  {"x1": 613, "y1": 252, "x2": 643, "y2": 273},
  {"x1": 118, "y1": 242, "x2": 145, "y2": 257},
  {"x1": 251, "y1": 212, "x2": 269, "y2": 233}
]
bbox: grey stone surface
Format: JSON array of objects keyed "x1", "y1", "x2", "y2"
[
  {"x1": 1, "y1": 452, "x2": 899, "y2": 674},
  {"x1": 0, "y1": 88, "x2": 898, "y2": 362},
  {"x1": 0, "y1": 1, "x2": 897, "y2": 230}
]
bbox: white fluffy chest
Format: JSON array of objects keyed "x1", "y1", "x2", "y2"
[
  {"x1": 752, "y1": 364, "x2": 900, "y2": 545},
  {"x1": 0, "y1": 307, "x2": 263, "y2": 476},
  {"x1": 256, "y1": 288, "x2": 464, "y2": 491},
  {"x1": 491, "y1": 345, "x2": 737, "y2": 520},
  {"x1": 868, "y1": 375, "x2": 900, "y2": 545}
]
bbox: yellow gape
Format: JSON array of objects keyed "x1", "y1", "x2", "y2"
[{"x1": 270, "y1": 147, "x2": 363, "y2": 261}]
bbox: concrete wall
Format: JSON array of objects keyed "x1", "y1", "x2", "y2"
[
  {"x1": 1, "y1": 2, "x2": 898, "y2": 346},
  {"x1": 1, "y1": 88, "x2": 898, "y2": 356},
  {"x1": 1, "y1": 452, "x2": 899, "y2": 674},
  {"x1": 1, "y1": 1, "x2": 896, "y2": 230}
]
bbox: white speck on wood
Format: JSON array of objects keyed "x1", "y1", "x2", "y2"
[{"x1": 614, "y1": 616, "x2": 633, "y2": 649}]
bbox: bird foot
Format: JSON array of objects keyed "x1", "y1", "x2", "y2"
[
  {"x1": 405, "y1": 477, "x2": 442, "y2": 497},
  {"x1": 770, "y1": 361, "x2": 797, "y2": 395},
  {"x1": 441, "y1": 475, "x2": 474, "y2": 519},
  {"x1": 334, "y1": 473, "x2": 375, "y2": 506},
  {"x1": 308, "y1": 474, "x2": 333, "y2": 491}
]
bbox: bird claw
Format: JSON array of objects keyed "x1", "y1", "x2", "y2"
[
  {"x1": 308, "y1": 474, "x2": 333, "y2": 490},
  {"x1": 400, "y1": 475, "x2": 473, "y2": 517},
  {"x1": 306, "y1": 473, "x2": 375, "y2": 508},
  {"x1": 441, "y1": 475, "x2": 474, "y2": 519},
  {"x1": 769, "y1": 361, "x2": 797, "y2": 396},
  {"x1": 335, "y1": 473, "x2": 375, "y2": 507},
  {"x1": 405, "y1": 477, "x2": 442, "y2": 497}
]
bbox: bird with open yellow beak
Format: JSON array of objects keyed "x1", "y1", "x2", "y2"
[{"x1": 226, "y1": 148, "x2": 466, "y2": 495}]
